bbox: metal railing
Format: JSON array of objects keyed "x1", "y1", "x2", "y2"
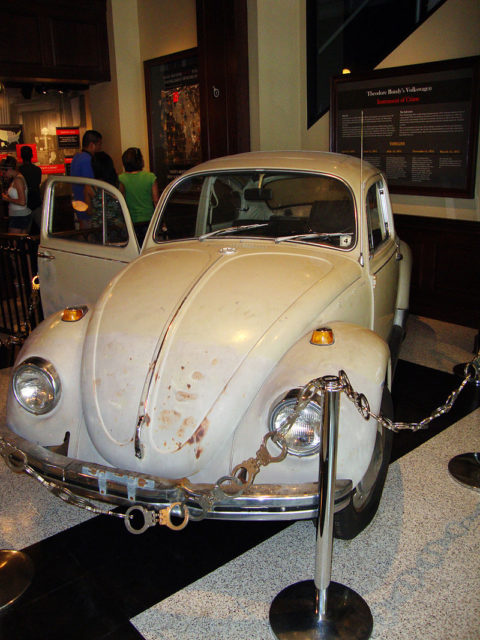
[{"x1": 0, "y1": 233, "x2": 43, "y2": 367}]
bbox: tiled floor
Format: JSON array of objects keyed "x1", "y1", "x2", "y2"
[{"x1": 0, "y1": 316, "x2": 478, "y2": 639}]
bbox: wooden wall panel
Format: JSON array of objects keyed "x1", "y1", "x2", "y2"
[
  {"x1": 0, "y1": 0, "x2": 109, "y2": 85},
  {"x1": 196, "y1": 0, "x2": 250, "y2": 160},
  {"x1": 394, "y1": 214, "x2": 480, "y2": 329}
]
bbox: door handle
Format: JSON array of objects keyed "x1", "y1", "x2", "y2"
[{"x1": 38, "y1": 252, "x2": 55, "y2": 260}]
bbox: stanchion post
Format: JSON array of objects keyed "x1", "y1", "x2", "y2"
[
  {"x1": 449, "y1": 356, "x2": 480, "y2": 491},
  {"x1": 269, "y1": 375, "x2": 373, "y2": 639},
  {"x1": 314, "y1": 376, "x2": 341, "y2": 618},
  {"x1": 0, "y1": 549, "x2": 34, "y2": 612}
]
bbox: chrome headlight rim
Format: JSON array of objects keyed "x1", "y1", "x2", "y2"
[
  {"x1": 12, "y1": 357, "x2": 61, "y2": 415},
  {"x1": 268, "y1": 388, "x2": 323, "y2": 457}
]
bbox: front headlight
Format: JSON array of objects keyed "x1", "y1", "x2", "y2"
[
  {"x1": 269, "y1": 390, "x2": 323, "y2": 456},
  {"x1": 12, "y1": 357, "x2": 61, "y2": 415}
]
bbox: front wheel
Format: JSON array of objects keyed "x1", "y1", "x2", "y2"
[{"x1": 333, "y1": 386, "x2": 393, "y2": 540}]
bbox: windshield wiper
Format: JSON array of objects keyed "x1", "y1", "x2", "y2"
[
  {"x1": 199, "y1": 223, "x2": 268, "y2": 241},
  {"x1": 275, "y1": 232, "x2": 351, "y2": 244}
]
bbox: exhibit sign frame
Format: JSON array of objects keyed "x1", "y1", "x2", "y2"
[
  {"x1": 330, "y1": 56, "x2": 480, "y2": 198},
  {"x1": 0, "y1": 125, "x2": 23, "y2": 152},
  {"x1": 144, "y1": 48, "x2": 202, "y2": 190}
]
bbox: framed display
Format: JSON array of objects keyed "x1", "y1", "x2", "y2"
[
  {"x1": 330, "y1": 56, "x2": 480, "y2": 198},
  {"x1": 144, "y1": 48, "x2": 202, "y2": 190},
  {"x1": 0, "y1": 125, "x2": 23, "y2": 151},
  {"x1": 56, "y1": 127, "x2": 80, "y2": 149},
  {"x1": 16, "y1": 143, "x2": 38, "y2": 163}
]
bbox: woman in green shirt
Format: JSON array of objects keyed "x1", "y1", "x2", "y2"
[{"x1": 119, "y1": 147, "x2": 159, "y2": 245}]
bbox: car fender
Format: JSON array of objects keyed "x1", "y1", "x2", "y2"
[
  {"x1": 6, "y1": 310, "x2": 105, "y2": 464},
  {"x1": 229, "y1": 321, "x2": 390, "y2": 488}
]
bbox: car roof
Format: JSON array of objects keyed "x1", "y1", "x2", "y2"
[{"x1": 181, "y1": 151, "x2": 380, "y2": 186}]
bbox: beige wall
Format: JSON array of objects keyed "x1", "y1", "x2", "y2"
[
  {"x1": 92, "y1": 0, "x2": 479, "y2": 221},
  {"x1": 90, "y1": 0, "x2": 196, "y2": 173},
  {"x1": 300, "y1": 0, "x2": 480, "y2": 221},
  {"x1": 88, "y1": 1, "x2": 122, "y2": 171},
  {"x1": 248, "y1": 0, "x2": 303, "y2": 150},
  {"x1": 137, "y1": 0, "x2": 197, "y2": 61},
  {"x1": 378, "y1": 0, "x2": 480, "y2": 221}
]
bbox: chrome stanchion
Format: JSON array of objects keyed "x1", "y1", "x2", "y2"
[
  {"x1": 449, "y1": 357, "x2": 480, "y2": 492},
  {"x1": 0, "y1": 549, "x2": 34, "y2": 612},
  {"x1": 269, "y1": 375, "x2": 373, "y2": 639},
  {"x1": 449, "y1": 453, "x2": 480, "y2": 492}
]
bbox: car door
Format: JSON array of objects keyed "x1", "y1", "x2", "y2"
[
  {"x1": 365, "y1": 177, "x2": 400, "y2": 342},
  {"x1": 38, "y1": 176, "x2": 140, "y2": 317}
]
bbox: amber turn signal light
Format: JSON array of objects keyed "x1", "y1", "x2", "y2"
[
  {"x1": 61, "y1": 306, "x2": 88, "y2": 322},
  {"x1": 310, "y1": 327, "x2": 334, "y2": 346}
]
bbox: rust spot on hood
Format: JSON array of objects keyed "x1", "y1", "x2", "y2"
[
  {"x1": 159, "y1": 409, "x2": 181, "y2": 428},
  {"x1": 186, "y1": 418, "x2": 209, "y2": 446},
  {"x1": 176, "y1": 417, "x2": 195, "y2": 440},
  {"x1": 173, "y1": 417, "x2": 209, "y2": 455},
  {"x1": 176, "y1": 390, "x2": 198, "y2": 402}
]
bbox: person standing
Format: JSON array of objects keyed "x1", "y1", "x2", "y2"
[
  {"x1": 19, "y1": 145, "x2": 42, "y2": 232},
  {"x1": 85, "y1": 151, "x2": 127, "y2": 244},
  {"x1": 0, "y1": 156, "x2": 31, "y2": 234},
  {"x1": 70, "y1": 129, "x2": 102, "y2": 227},
  {"x1": 118, "y1": 147, "x2": 159, "y2": 245}
]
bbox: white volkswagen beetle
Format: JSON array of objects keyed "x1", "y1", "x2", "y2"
[{"x1": 2, "y1": 151, "x2": 411, "y2": 538}]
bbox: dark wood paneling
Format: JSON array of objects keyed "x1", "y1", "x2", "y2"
[
  {"x1": 196, "y1": 0, "x2": 250, "y2": 159},
  {"x1": 0, "y1": 0, "x2": 110, "y2": 84},
  {"x1": 394, "y1": 214, "x2": 480, "y2": 328}
]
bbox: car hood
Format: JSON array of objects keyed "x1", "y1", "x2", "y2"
[{"x1": 81, "y1": 241, "x2": 360, "y2": 476}]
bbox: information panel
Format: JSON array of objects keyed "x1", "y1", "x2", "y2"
[
  {"x1": 145, "y1": 49, "x2": 202, "y2": 190},
  {"x1": 331, "y1": 57, "x2": 479, "y2": 197}
]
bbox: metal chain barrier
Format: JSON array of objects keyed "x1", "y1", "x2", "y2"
[
  {"x1": 340, "y1": 355, "x2": 479, "y2": 432},
  {"x1": 1, "y1": 354, "x2": 478, "y2": 533},
  {"x1": 0, "y1": 437, "x2": 191, "y2": 533}
]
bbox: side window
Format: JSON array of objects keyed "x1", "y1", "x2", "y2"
[
  {"x1": 366, "y1": 181, "x2": 390, "y2": 253},
  {"x1": 155, "y1": 176, "x2": 204, "y2": 241},
  {"x1": 49, "y1": 181, "x2": 128, "y2": 246}
]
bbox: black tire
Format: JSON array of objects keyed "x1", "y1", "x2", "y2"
[{"x1": 333, "y1": 386, "x2": 393, "y2": 540}]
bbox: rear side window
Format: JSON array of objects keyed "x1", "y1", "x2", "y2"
[
  {"x1": 49, "y1": 180, "x2": 128, "y2": 246},
  {"x1": 366, "y1": 181, "x2": 390, "y2": 252}
]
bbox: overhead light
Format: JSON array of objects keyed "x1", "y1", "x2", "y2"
[{"x1": 342, "y1": 68, "x2": 351, "y2": 75}]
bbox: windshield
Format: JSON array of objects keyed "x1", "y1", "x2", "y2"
[{"x1": 154, "y1": 171, "x2": 356, "y2": 249}]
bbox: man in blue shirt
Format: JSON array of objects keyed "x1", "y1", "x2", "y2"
[{"x1": 70, "y1": 129, "x2": 102, "y2": 227}]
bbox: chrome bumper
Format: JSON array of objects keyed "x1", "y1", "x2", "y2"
[{"x1": 0, "y1": 426, "x2": 352, "y2": 521}]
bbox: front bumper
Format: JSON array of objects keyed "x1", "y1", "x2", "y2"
[{"x1": 0, "y1": 425, "x2": 352, "y2": 521}]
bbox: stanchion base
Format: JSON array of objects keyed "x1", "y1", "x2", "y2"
[
  {"x1": 0, "y1": 550, "x2": 34, "y2": 612},
  {"x1": 448, "y1": 453, "x2": 480, "y2": 492},
  {"x1": 269, "y1": 580, "x2": 373, "y2": 639}
]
